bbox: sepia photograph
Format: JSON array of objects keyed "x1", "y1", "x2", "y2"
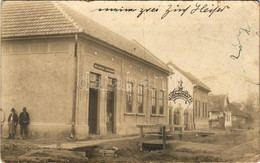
[{"x1": 0, "y1": 1, "x2": 259, "y2": 162}]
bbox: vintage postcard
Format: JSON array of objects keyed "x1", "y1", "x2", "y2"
[{"x1": 1, "y1": 1, "x2": 259, "y2": 162}]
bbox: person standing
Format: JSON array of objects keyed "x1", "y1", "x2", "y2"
[
  {"x1": 1, "y1": 108, "x2": 5, "y2": 136},
  {"x1": 7, "y1": 108, "x2": 18, "y2": 139},
  {"x1": 19, "y1": 107, "x2": 30, "y2": 139}
]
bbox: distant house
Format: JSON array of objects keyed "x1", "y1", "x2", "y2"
[
  {"x1": 167, "y1": 62, "x2": 211, "y2": 130},
  {"x1": 229, "y1": 103, "x2": 249, "y2": 129},
  {"x1": 208, "y1": 95, "x2": 232, "y2": 129}
]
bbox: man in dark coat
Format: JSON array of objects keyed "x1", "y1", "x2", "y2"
[
  {"x1": 19, "y1": 107, "x2": 30, "y2": 139},
  {"x1": 7, "y1": 108, "x2": 18, "y2": 139}
]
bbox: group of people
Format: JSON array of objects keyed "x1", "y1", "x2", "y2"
[{"x1": 1, "y1": 107, "x2": 30, "y2": 139}]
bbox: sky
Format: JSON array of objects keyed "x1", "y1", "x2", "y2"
[{"x1": 63, "y1": 1, "x2": 259, "y2": 103}]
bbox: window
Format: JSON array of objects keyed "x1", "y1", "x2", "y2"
[
  {"x1": 137, "y1": 85, "x2": 144, "y2": 113},
  {"x1": 90, "y1": 72, "x2": 101, "y2": 89},
  {"x1": 194, "y1": 101, "x2": 197, "y2": 118},
  {"x1": 126, "y1": 82, "x2": 133, "y2": 113},
  {"x1": 107, "y1": 77, "x2": 116, "y2": 91},
  {"x1": 152, "y1": 88, "x2": 157, "y2": 114},
  {"x1": 226, "y1": 112, "x2": 231, "y2": 122},
  {"x1": 202, "y1": 102, "x2": 205, "y2": 118},
  {"x1": 205, "y1": 103, "x2": 208, "y2": 118},
  {"x1": 198, "y1": 101, "x2": 201, "y2": 118},
  {"x1": 159, "y1": 90, "x2": 164, "y2": 114}
]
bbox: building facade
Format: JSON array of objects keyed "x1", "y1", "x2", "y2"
[
  {"x1": 1, "y1": 1, "x2": 171, "y2": 139},
  {"x1": 193, "y1": 86, "x2": 211, "y2": 129},
  {"x1": 208, "y1": 95, "x2": 232, "y2": 129},
  {"x1": 167, "y1": 62, "x2": 211, "y2": 130},
  {"x1": 167, "y1": 62, "x2": 194, "y2": 130}
]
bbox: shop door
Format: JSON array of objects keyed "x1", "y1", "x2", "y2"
[
  {"x1": 106, "y1": 91, "x2": 114, "y2": 134},
  {"x1": 88, "y1": 88, "x2": 98, "y2": 134},
  {"x1": 88, "y1": 72, "x2": 100, "y2": 134}
]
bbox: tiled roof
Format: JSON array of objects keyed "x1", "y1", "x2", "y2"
[
  {"x1": 229, "y1": 103, "x2": 249, "y2": 117},
  {"x1": 1, "y1": 1, "x2": 79, "y2": 37},
  {"x1": 167, "y1": 62, "x2": 211, "y2": 92},
  {"x1": 1, "y1": 1, "x2": 171, "y2": 73},
  {"x1": 208, "y1": 95, "x2": 228, "y2": 112}
]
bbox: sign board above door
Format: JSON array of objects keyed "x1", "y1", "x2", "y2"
[{"x1": 94, "y1": 63, "x2": 115, "y2": 74}]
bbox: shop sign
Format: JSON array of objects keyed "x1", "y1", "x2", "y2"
[{"x1": 94, "y1": 63, "x2": 115, "y2": 74}]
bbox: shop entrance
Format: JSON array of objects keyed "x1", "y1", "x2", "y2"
[
  {"x1": 106, "y1": 91, "x2": 114, "y2": 134},
  {"x1": 88, "y1": 72, "x2": 100, "y2": 134},
  {"x1": 88, "y1": 88, "x2": 98, "y2": 134},
  {"x1": 106, "y1": 77, "x2": 116, "y2": 134}
]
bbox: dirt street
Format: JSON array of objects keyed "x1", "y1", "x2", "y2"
[{"x1": 1, "y1": 128, "x2": 259, "y2": 162}]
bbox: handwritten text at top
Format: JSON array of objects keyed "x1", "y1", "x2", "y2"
[{"x1": 91, "y1": 3, "x2": 230, "y2": 19}]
